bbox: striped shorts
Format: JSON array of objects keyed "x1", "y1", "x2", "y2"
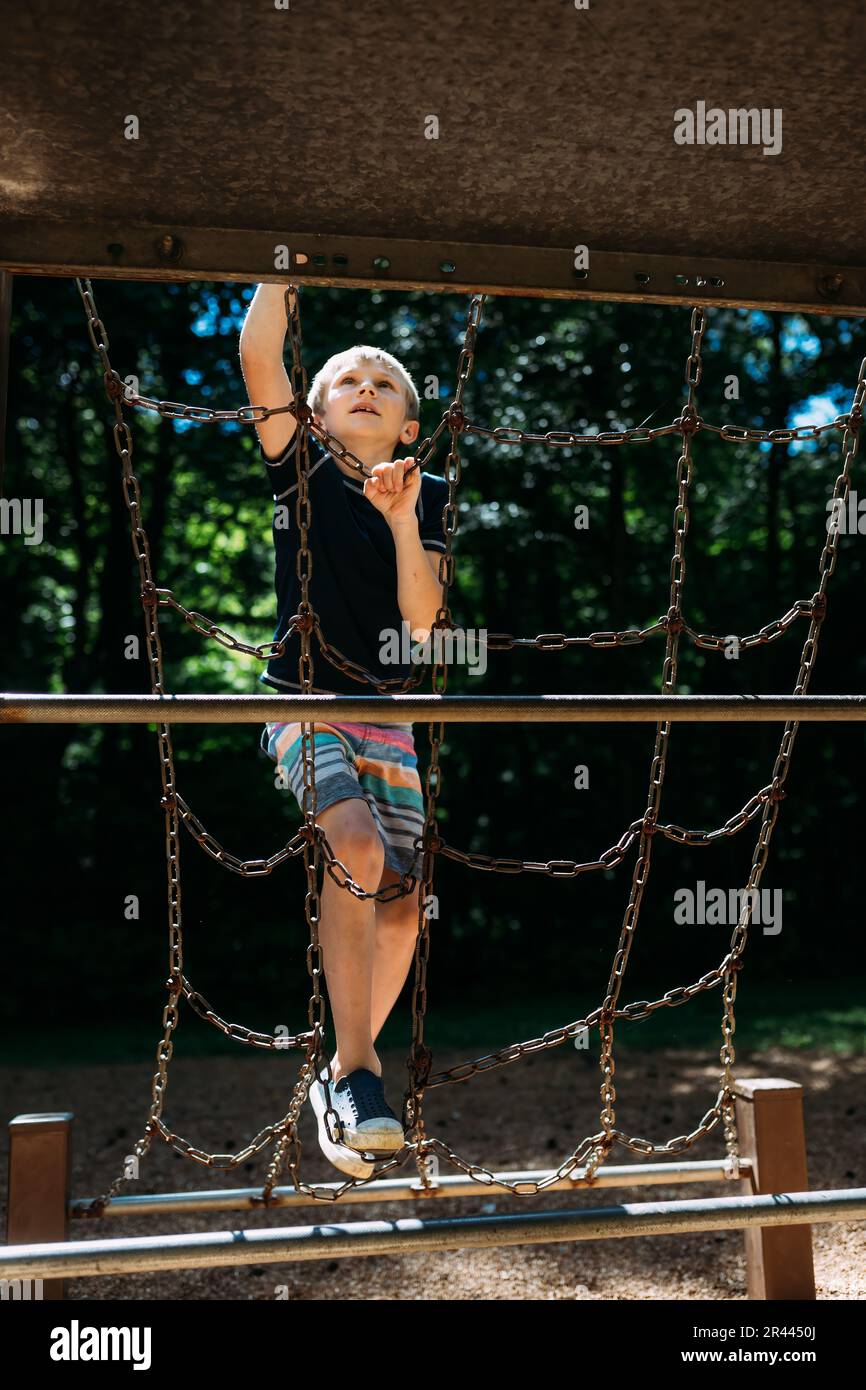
[{"x1": 260, "y1": 720, "x2": 426, "y2": 878}]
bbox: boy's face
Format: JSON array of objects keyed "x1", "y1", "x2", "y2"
[{"x1": 316, "y1": 355, "x2": 419, "y2": 455}]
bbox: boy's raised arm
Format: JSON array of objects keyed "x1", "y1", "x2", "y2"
[{"x1": 239, "y1": 284, "x2": 298, "y2": 462}]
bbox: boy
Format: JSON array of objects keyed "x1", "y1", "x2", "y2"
[{"x1": 239, "y1": 284, "x2": 449, "y2": 1177}]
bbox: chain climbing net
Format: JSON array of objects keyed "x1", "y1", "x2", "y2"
[{"x1": 74, "y1": 280, "x2": 865, "y2": 1214}]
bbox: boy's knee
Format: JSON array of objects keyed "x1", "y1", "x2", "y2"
[
  {"x1": 376, "y1": 879, "x2": 421, "y2": 932},
  {"x1": 378, "y1": 901, "x2": 420, "y2": 934},
  {"x1": 319, "y1": 800, "x2": 384, "y2": 879}
]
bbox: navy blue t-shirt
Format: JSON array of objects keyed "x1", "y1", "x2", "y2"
[{"x1": 259, "y1": 431, "x2": 450, "y2": 696}]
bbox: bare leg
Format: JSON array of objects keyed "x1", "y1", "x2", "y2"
[
  {"x1": 316, "y1": 798, "x2": 385, "y2": 1082},
  {"x1": 369, "y1": 870, "x2": 421, "y2": 1045}
]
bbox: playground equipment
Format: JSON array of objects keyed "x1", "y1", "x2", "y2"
[{"x1": 1, "y1": 281, "x2": 865, "y2": 1301}]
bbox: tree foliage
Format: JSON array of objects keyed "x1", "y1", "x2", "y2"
[{"x1": 2, "y1": 279, "x2": 863, "y2": 1028}]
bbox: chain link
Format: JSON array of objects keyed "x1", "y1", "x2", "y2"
[
  {"x1": 144, "y1": 585, "x2": 827, "y2": 668},
  {"x1": 119, "y1": 373, "x2": 851, "y2": 453}
]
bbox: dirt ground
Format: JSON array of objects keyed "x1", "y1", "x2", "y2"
[{"x1": 1, "y1": 1043, "x2": 863, "y2": 1301}]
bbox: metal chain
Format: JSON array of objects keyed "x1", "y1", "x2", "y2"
[
  {"x1": 177, "y1": 760, "x2": 783, "y2": 897},
  {"x1": 465, "y1": 415, "x2": 849, "y2": 449},
  {"x1": 396, "y1": 296, "x2": 485, "y2": 1189},
  {"x1": 73, "y1": 280, "x2": 359, "y2": 1212},
  {"x1": 481, "y1": 596, "x2": 821, "y2": 655},
  {"x1": 414, "y1": 308, "x2": 719, "y2": 1195},
  {"x1": 386, "y1": 307, "x2": 725, "y2": 1197},
  {"x1": 120, "y1": 376, "x2": 850, "y2": 451},
  {"x1": 434, "y1": 779, "x2": 783, "y2": 878},
  {"x1": 710, "y1": 352, "x2": 866, "y2": 1175},
  {"x1": 585, "y1": 308, "x2": 709, "y2": 1172},
  {"x1": 412, "y1": 329, "x2": 865, "y2": 1196},
  {"x1": 118, "y1": 370, "x2": 447, "y2": 482},
  {"x1": 146, "y1": 580, "x2": 825, "y2": 667},
  {"x1": 267, "y1": 286, "x2": 347, "y2": 1194},
  {"x1": 73, "y1": 275, "x2": 864, "y2": 1207}
]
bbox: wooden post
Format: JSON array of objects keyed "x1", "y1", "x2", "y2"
[
  {"x1": 5, "y1": 1113, "x2": 74, "y2": 1301},
  {"x1": 734, "y1": 1078, "x2": 816, "y2": 1299}
]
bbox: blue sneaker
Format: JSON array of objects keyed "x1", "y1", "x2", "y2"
[
  {"x1": 308, "y1": 1074, "x2": 378, "y2": 1180},
  {"x1": 319, "y1": 1067, "x2": 405, "y2": 1155}
]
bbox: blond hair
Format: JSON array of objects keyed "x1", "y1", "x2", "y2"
[{"x1": 308, "y1": 346, "x2": 420, "y2": 426}]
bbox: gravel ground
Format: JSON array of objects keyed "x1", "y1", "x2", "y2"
[{"x1": 2, "y1": 1044, "x2": 863, "y2": 1301}]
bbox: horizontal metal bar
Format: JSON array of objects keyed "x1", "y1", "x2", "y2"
[
  {"x1": 2, "y1": 693, "x2": 866, "y2": 725},
  {"x1": 3, "y1": 1188, "x2": 864, "y2": 1279},
  {"x1": 69, "y1": 1160, "x2": 749, "y2": 1220},
  {"x1": 1, "y1": 219, "x2": 864, "y2": 316}
]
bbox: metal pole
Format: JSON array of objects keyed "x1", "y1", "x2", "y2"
[
  {"x1": 2, "y1": 1189, "x2": 865, "y2": 1280},
  {"x1": 2, "y1": 693, "x2": 866, "y2": 725},
  {"x1": 67, "y1": 1159, "x2": 751, "y2": 1220}
]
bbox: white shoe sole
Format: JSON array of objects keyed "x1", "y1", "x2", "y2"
[
  {"x1": 308, "y1": 1079, "x2": 378, "y2": 1178},
  {"x1": 349, "y1": 1119, "x2": 405, "y2": 1152}
]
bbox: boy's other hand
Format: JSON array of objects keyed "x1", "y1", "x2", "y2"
[{"x1": 363, "y1": 457, "x2": 421, "y2": 527}]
